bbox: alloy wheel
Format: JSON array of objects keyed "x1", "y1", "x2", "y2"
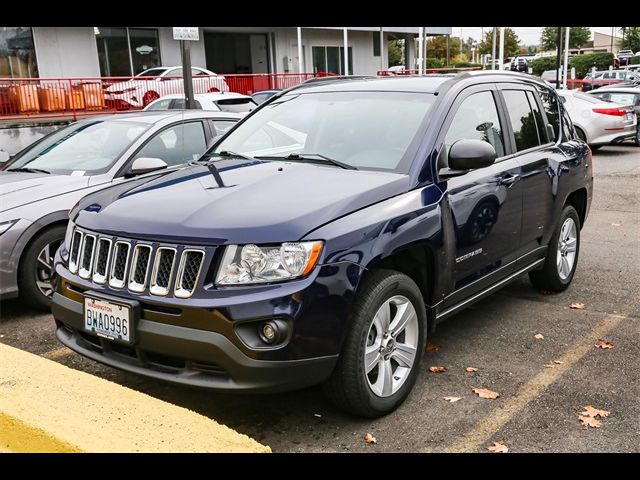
[{"x1": 556, "y1": 217, "x2": 577, "y2": 280}]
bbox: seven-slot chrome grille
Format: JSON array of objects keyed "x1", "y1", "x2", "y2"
[{"x1": 68, "y1": 228, "x2": 206, "y2": 298}]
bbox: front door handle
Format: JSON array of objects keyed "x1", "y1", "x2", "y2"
[{"x1": 498, "y1": 173, "x2": 520, "y2": 187}]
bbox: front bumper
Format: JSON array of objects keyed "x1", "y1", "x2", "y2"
[{"x1": 51, "y1": 253, "x2": 361, "y2": 393}]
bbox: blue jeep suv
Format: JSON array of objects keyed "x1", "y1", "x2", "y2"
[{"x1": 52, "y1": 72, "x2": 593, "y2": 417}]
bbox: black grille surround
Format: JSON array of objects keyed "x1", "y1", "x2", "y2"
[{"x1": 69, "y1": 227, "x2": 208, "y2": 299}]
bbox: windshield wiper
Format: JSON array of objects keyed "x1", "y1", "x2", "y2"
[
  {"x1": 6, "y1": 167, "x2": 51, "y2": 174},
  {"x1": 197, "y1": 150, "x2": 254, "y2": 162},
  {"x1": 255, "y1": 153, "x2": 357, "y2": 170}
]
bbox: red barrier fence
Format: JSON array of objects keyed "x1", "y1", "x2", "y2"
[{"x1": 0, "y1": 72, "x2": 335, "y2": 121}]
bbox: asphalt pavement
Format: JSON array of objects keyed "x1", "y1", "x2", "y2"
[{"x1": 1, "y1": 144, "x2": 638, "y2": 453}]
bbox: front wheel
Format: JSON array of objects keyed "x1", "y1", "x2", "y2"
[
  {"x1": 634, "y1": 127, "x2": 640, "y2": 147},
  {"x1": 18, "y1": 225, "x2": 66, "y2": 310},
  {"x1": 323, "y1": 269, "x2": 426, "y2": 418},
  {"x1": 529, "y1": 205, "x2": 580, "y2": 292}
]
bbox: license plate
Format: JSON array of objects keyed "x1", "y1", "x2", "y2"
[{"x1": 84, "y1": 296, "x2": 132, "y2": 343}]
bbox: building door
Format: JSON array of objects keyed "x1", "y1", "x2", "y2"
[{"x1": 250, "y1": 35, "x2": 268, "y2": 73}]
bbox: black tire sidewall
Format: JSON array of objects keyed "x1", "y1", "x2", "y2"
[
  {"x1": 349, "y1": 271, "x2": 426, "y2": 415},
  {"x1": 18, "y1": 225, "x2": 66, "y2": 310}
]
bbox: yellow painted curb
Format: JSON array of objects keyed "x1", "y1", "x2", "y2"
[{"x1": 0, "y1": 343, "x2": 271, "y2": 453}]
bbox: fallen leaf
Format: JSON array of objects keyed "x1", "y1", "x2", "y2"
[
  {"x1": 426, "y1": 342, "x2": 441, "y2": 351},
  {"x1": 543, "y1": 363, "x2": 555, "y2": 368},
  {"x1": 570, "y1": 303, "x2": 586, "y2": 309},
  {"x1": 429, "y1": 366, "x2": 446, "y2": 373},
  {"x1": 579, "y1": 415, "x2": 602, "y2": 428},
  {"x1": 487, "y1": 441, "x2": 508, "y2": 453},
  {"x1": 580, "y1": 405, "x2": 611, "y2": 418},
  {"x1": 595, "y1": 339, "x2": 614, "y2": 349},
  {"x1": 313, "y1": 413, "x2": 322, "y2": 418},
  {"x1": 472, "y1": 387, "x2": 500, "y2": 399},
  {"x1": 466, "y1": 367, "x2": 478, "y2": 372},
  {"x1": 553, "y1": 360, "x2": 564, "y2": 365},
  {"x1": 534, "y1": 333, "x2": 544, "y2": 340},
  {"x1": 444, "y1": 396, "x2": 462, "y2": 403},
  {"x1": 363, "y1": 433, "x2": 377, "y2": 444},
  {"x1": 611, "y1": 223, "x2": 621, "y2": 227}
]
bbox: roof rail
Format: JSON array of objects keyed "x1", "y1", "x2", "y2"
[{"x1": 301, "y1": 75, "x2": 378, "y2": 84}]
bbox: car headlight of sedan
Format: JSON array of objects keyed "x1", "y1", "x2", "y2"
[{"x1": 215, "y1": 241, "x2": 323, "y2": 285}]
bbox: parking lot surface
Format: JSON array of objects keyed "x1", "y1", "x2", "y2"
[{"x1": 1, "y1": 145, "x2": 638, "y2": 452}]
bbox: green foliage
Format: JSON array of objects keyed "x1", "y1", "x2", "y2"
[
  {"x1": 425, "y1": 57, "x2": 444, "y2": 68},
  {"x1": 631, "y1": 56, "x2": 640, "y2": 65},
  {"x1": 425, "y1": 35, "x2": 460, "y2": 62},
  {"x1": 453, "y1": 62, "x2": 482, "y2": 68},
  {"x1": 450, "y1": 53, "x2": 469, "y2": 65},
  {"x1": 540, "y1": 27, "x2": 591, "y2": 51},
  {"x1": 571, "y1": 52, "x2": 615, "y2": 77},
  {"x1": 478, "y1": 28, "x2": 520, "y2": 57},
  {"x1": 530, "y1": 57, "x2": 558, "y2": 76},
  {"x1": 620, "y1": 27, "x2": 640, "y2": 53},
  {"x1": 388, "y1": 39, "x2": 404, "y2": 67}
]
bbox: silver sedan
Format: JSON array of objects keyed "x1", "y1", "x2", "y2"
[
  {"x1": 0, "y1": 110, "x2": 241, "y2": 309},
  {"x1": 556, "y1": 89, "x2": 637, "y2": 149}
]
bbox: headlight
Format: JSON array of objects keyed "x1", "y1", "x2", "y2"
[
  {"x1": 0, "y1": 219, "x2": 18, "y2": 236},
  {"x1": 63, "y1": 219, "x2": 75, "y2": 251},
  {"x1": 215, "y1": 241, "x2": 323, "y2": 285}
]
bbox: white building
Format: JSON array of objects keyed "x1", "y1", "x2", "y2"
[{"x1": 1, "y1": 26, "x2": 452, "y2": 78}]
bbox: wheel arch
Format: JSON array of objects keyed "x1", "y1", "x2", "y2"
[
  {"x1": 564, "y1": 188, "x2": 588, "y2": 229},
  {"x1": 15, "y1": 211, "x2": 69, "y2": 275}
]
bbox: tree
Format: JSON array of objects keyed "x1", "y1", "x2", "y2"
[
  {"x1": 426, "y1": 35, "x2": 460, "y2": 61},
  {"x1": 388, "y1": 39, "x2": 404, "y2": 67},
  {"x1": 620, "y1": 27, "x2": 640, "y2": 53},
  {"x1": 478, "y1": 28, "x2": 521, "y2": 58},
  {"x1": 540, "y1": 27, "x2": 591, "y2": 51}
]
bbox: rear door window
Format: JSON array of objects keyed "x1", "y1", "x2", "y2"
[{"x1": 502, "y1": 90, "x2": 542, "y2": 151}]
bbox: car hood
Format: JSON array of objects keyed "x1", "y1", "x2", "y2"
[
  {"x1": 0, "y1": 171, "x2": 90, "y2": 213},
  {"x1": 75, "y1": 159, "x2": 410, "y2": 245}
]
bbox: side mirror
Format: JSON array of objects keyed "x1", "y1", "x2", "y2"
[
  {"x1": 127, "y1": 157, "x2": 168, "y2": 177},
  {"x1": 546, "y1": 123, "x2": 556, "y2": 142},
  {"x1": 439, "y1": 139, "x2": 496, "y2": 178}
]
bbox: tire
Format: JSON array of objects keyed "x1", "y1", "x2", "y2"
[
  {"x1": 529, "y1": 205, "x2": 580, "y2": 292},
  {"x1": 634, "y1": 127, "x2": 640, "y2": 147},
  {"x1": 18, "y1": 225, "x2": 66, "y2": 310},
  {"x1": 323, "y1": 269, "x2": 426, "y2": 418},
  {"x1": 575, "y1": 126, "x2": 587, "y2": 143}
]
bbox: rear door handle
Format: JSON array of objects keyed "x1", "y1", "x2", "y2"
[{"x1": 498, "y1": 174, "x2": 520, "y2": 187}]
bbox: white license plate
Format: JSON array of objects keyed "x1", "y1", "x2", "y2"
[{"x1": 84, "y1": 297, "x2": 132, "y2": 343}]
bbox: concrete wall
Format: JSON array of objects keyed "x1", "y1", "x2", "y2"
[
  {"x1": 32, "y1": 28, "x2": 100, "y2": 77},
  {"x1": 158, "y1": 27, "x2": 207, "y2": 69}
]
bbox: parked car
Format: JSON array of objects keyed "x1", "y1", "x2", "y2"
[
  {"x1": 587, "y1": 85, "x2": 640, "y2": 145},
  {"x1": 510, "y1": 56, "x2": 529, "y2": 72},
  {"x1": 143, "y1": 92, "x2": 257, "y2": 114},
  {"x1": 581, "y1": 69, "x2": 639, "y2": 92},
  {"x1": 556, "y1": 89, "x2": 637, "y2": 149},
  {"x1": 251, "y1": 89, "x2": 282, "y2": 105},
  {"x1": 616, "y1": 50, "x2": 635, "y2": 67},
  {"x1": 52, "y1": 72, "x2": 593, "y2": 417},
  {"x1": 0, "y1": 111, "x2": 242, "y2": 309},
  {"x1": 105, "y1": 66, "x2": 229, "y2": 109}
]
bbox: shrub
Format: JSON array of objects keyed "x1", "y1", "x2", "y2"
[
  {"x1": 530, "y1": 57, "x2": 557, "y2": 76},
  {"x1": 631, "y1": 56, "x2": 640, "y2": 65},
  {"x1": 425, "y1": 57, "x2": 445, "y2": 68},
  {"x1": 453, "y1": 62, "x2": 482, "y2": 68},
  {"x1": 570, "y1": 52, "x2": 615, "y2": 77}
]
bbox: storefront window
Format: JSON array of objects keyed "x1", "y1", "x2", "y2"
[
  {"x1": 0, "y1": 27, "x2": 38, "y2": 78},
  {"x1": 96, "y1": 27, "x2": 161, "y2": 77},
  {"x1": 312, "y1": 46, "x2": 352, "y2": 75}
]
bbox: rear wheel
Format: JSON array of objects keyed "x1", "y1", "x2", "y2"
[
  {"x1": 635, "y1": 126, "x2": 640, "y2": 147},
  {"x1": 18, "y1": 225, "x2": 66, "y2": 310},
  {"x1": 529, "y1": 205, "x2": 580, "y2": 292},
  {"x1": 323, "y1": 269, "x2": 426, "y2": 418}
]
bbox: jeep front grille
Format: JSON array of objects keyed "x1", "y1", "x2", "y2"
[{"x1": 67, "y1": 227, "x2": 207, "y2": 298}]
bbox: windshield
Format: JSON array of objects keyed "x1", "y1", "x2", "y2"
[
  {"x1": 8, "y1": 120, "x2": 150, "y2": 175},
  {"x1": 212, "y1": 91, "x2": 435, "y2": 173},
  {"x1": 136, "y1": 68, "x2": 168, "y2": 77}
]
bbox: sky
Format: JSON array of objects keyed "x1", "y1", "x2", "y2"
[{"x1": 451, "y1": 27, "x2": 618, "y2": 46}]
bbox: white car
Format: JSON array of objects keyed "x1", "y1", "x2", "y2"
[
  {"x1": 143, "y1": 92, "x2": 257, "y2": 114},
  {"x1": 105, "y1": 66, "x2": 228, "y2": 109},
  {"x1": 556, "y1": 89, "x2": 637, "y2": 149}
]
